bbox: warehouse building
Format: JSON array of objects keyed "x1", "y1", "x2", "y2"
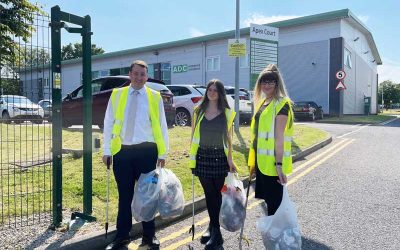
[{"x1": 19, "y1": 8, "x2": 382, "y2": 115}]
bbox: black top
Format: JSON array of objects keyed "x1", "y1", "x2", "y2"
[
  {"x1": 253, "y1": 102, "x2": 289, "y2": 149},
  {"x1": 199, "y1": 112, "x2": 225, "y2": 148}
]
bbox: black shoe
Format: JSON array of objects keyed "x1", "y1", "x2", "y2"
[
  {"x1": 205, "y1": 226, "x2": 223, "y2": 250},
  {"x1": 140, "y1": 236, "x2": 160, "y2": 249},
  {"x1": 105, "y1": 237, "x2": 131, "y2": 250},
  {"x1": 200, "y1": 225, "x2": 212, "y2": 244}
]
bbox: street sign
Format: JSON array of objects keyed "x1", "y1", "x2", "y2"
[
  {"x1": 336, "y1": 81, "x2": 346, "y2": 91},
  {"x1": 336, "y1": 70, "x2": 346, "y2": 80},
  {"x1": 250, "y1": 24, "x2": 279, "y2": 41},
  {"x1": 228, "y1": 39, "x2": 246, "y2": 57}
]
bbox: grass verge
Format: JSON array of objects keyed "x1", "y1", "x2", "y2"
[
  {"x1": 317, "y1": 115, "x2": 395, "y2": 124},
  {"x1": 1, "y1": 124, "x2": 328, "y2": 225}
]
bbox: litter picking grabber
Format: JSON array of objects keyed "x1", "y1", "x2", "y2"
[
  {"x1": 105, "y1": 156, "x2": 111, "y2": 239},
  {"x1": 239, "y1": 177, "x2": 252, "y2": 249},
  {"x1": 188, "y1": 174, "x2": 195, "y2": 250}
]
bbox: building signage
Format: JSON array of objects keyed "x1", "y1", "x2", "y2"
[
  {"x1": 173, "y1": 65, "x2": 188, "y2": 73},
  {"x1": 172, "y1": 64, "x2": 201, "y2": 73},
  {"x1": 250, "y1": 24, "x2": 279, "y2": 42},
  {"x1": 228, "y1": 39, "x2": 246, "y2": 57}
]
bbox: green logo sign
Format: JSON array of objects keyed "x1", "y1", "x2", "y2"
[{"x1": 173, "y1": 65, "x2": 188, "y2": 73}]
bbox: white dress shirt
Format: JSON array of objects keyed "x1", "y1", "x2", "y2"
[{"x1": 103, "y1": 85, "x2": 169, "y2": 158}]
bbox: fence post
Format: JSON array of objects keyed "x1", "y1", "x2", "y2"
[
  {"x1": 50, "y1": 5, "x2": 63, "y2": 226},
  {"x1": 82, "y1": 15, "x2": 93, "y2": 215}
]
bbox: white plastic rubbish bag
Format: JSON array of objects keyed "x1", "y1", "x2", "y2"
[
  {"x1": 158, "y1": 168, "x2": 184, "y2": 219},
  {"x1": 219, "y1": 172, "x2": 246, "y2": 232},
  {"x1": 131, "y1": 168, "x2": 161, "y2": 222},
  {"x1": 256, "y1": 185, "x2": 302, "y2": 250}
]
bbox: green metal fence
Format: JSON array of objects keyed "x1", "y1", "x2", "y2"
[{"x1": 0, "y1": 11, "x2": 52, "y2": 229}]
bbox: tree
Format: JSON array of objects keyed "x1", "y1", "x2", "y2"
[
  {"x1": 0, "y1": 0, "x2": 43, "y2": 67},
  {"x1": 378, "y1": 80, "x2": 400, "y2": 106},
  {"x1": 61, "y1": 42, "x2": 105, "y2": 60}
]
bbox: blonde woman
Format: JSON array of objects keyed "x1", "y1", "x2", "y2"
[{"x1": 248, "y1": 64, "x2": 294, "y2": 216}]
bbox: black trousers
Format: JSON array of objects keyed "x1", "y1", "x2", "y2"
[
  {"x1": 255, "y1": 165, "x2": 283, "y2": 216},
  {"x1": 113, "y1": 142, "x2": 158, "y2": 239},
  {"x1": 198, "y1": 177, "x2": 225, "y2": 227}
]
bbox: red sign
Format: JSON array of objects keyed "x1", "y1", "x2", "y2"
[
  {"x1": 336, "y1": 81, "x2": 346, "y2": 91},
  {"x1": 336, "y1": 70, "x2": 346, "y2": 80}
]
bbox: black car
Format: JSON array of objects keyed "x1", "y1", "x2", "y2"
[{"x1": 293, "y1": 101, "x2": 324, "y2": 121}]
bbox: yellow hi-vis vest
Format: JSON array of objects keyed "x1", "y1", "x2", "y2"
[
  {"x1": 248, "y1": 97, "x2": 294, "y2": 176},
  {"x1": 109, "y1": 86, "x2": 166, "y2": 156},
  {"x1": 189, "y1": 108, "x2": 236, "y2": 168}
]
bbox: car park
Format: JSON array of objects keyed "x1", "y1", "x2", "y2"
[
  {"x1": 293, "y1": 101, "x2": 324, "y2": 121},
  {"x1": 38, "y1": 99, "x2": 52, "y2": 121},
  {"x1": 196, "y1": 85, "x2": 253, "y2": 124},
  {"x1": 0, "y1": 95, "x2": 44, "y2": 124},
  {"x1": 166, "y1": 84, "x2": 204, "y2": 126},
  {"x1": 62, "y1": 76, "x2": 175, "y2": 128}
]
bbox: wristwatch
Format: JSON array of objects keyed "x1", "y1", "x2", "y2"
[{"x1": 275, "y1": 162, "x2": 282, "y2": 168}]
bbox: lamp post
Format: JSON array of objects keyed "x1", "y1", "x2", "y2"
[{"x1": 234, "y1": 0, "x2": 240, "y2": 132}]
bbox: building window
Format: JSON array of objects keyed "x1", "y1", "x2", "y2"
[
  {"x1": 240, "y1": 53, "x2": 250, "y2": 68},
  {"x1": 344, "y1": 48, "x2": 352, "y2": 68},
  {"x1": 92, "y1": 69, "x2": 110, "y2": 79},
  {"x1": 206, "y1": 56, "x2": 220, "y2": 71}
]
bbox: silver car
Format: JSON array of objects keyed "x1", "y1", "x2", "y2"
[{"x1": 0, "y1": 95, "x2": 44, "y2": 124}]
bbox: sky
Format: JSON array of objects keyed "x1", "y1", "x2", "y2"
[{"x1": 36, "y1": 0, "x2": 400, "y2": 83}]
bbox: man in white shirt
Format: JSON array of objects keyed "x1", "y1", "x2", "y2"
[{"x1": 103, "y1": 60, "x2": 168, "y2": 250}]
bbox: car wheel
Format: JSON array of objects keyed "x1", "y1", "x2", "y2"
[
  {"x1": 175, "y1": 109, "x2": 191, "y2": 126},
  {"x1": 1, "y1": 111, "x2": 11, "y2": 124},
  {"x1": 33, "y1": 119, "x2": 43, "y2": 124}
]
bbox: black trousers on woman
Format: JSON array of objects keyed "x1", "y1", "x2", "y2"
[
  {"x1": 255, "y1": 164, "x2": 284, "y2": 216},
  {"x1": 198, "y1": 177, "x2": 225, "y2": 227},
  {"x1": 113, "y1": 142, "x2": 158, "y2": 239}
]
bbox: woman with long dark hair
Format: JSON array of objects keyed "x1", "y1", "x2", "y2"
[{"x1": 189, "y1": 79, "x2": 236, "y2": 249}]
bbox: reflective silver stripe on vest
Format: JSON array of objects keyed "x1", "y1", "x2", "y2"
[
  {"x1": 258, "y1": 132, "x2": 274, "y2": 140},
  {"x1": 283, "y1": 151, "x2": 292, "y2": 157},
  {"x1": 190, "y1": 155, "x2": 196, "y2": 160},
  {"x1": 284, "y1": 136, "x2": 292, "y2": 142},
  {"x1": 192, "y1": 137, "x2": 200, "y2": 144},
  {"x1": 257, "y1": 149, "x2": 275, "y2": 156}
]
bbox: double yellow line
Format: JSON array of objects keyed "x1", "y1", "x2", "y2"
[{"x1": 129, "y1": 138, "x2": 355, "y2": 250}]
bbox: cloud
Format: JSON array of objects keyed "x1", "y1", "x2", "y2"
[
  {"x1": 356, "y1": 15, "x2": 370, "y2": 23},
  {"x1": 189, "y1": 27, "x2": 206, "y2": 37},
  {"x1": 378, "y1": 58, "x2": 400, "y2": 83},
  {"x1": 243, "y1": 13, "x2": 301, "y2": 27}
]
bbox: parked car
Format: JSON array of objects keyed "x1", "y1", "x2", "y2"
[
  {"x1": 62, "y1": 76, "x2": 175, "y2": 128},
  {"x1": 38, "y1": 99, "x2": 52, "y2": 120},
  {"x1": 166, "y1": 84, "x2": 205, "y2": 126},
  {"x1": 0, "y1": 95, "x2": 44, "y2": 124},
  {"x1": 293, "y1": 101, "x2": 324, "y2": 121}
]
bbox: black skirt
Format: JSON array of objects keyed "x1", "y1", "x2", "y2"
[{"x1": 192, "y1": 146, "x2": 229, "y2": 178}]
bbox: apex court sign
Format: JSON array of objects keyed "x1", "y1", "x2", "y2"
[{"x1": 250, "y1": 24, "x2": 279, "y2": 41}]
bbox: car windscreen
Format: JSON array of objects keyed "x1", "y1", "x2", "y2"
[
  {"x1": 4, "y1": 96, "x2": 33, "y2": 105},
  {"x1": 294, "y1": 102, "x2": 309, "y2": 107},
  {"x1": 194, "y1": 87, "x2": 206, "y2": 95}
]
